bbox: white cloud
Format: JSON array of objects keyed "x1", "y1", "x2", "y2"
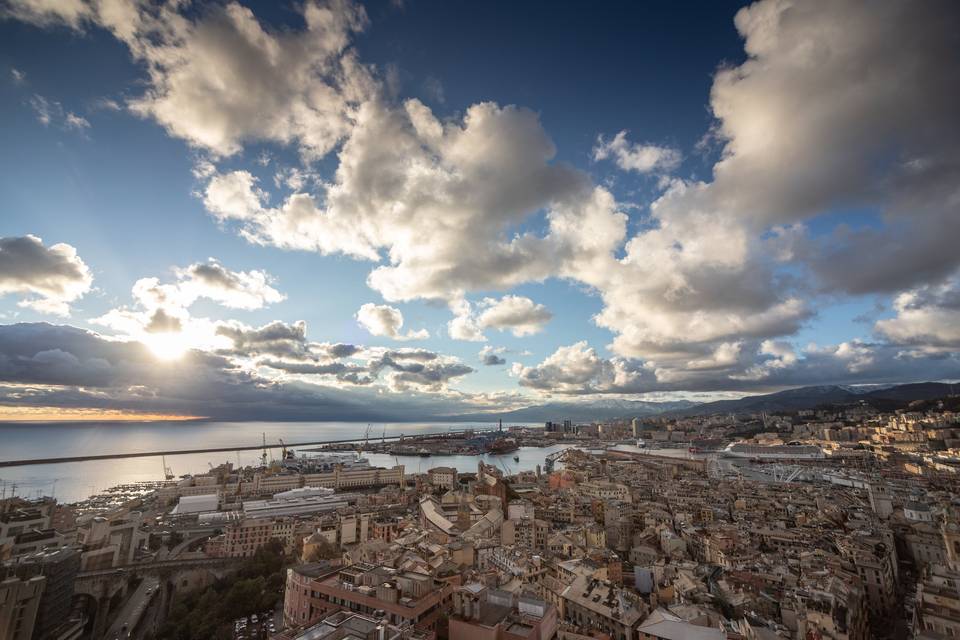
[
  {"x1": 593, "y1": 130, "x2": 681, "y2": 174},
  {"x1": 5, "y1": 0, "x2": 373, "y2": 158},
  {"x1": 26, "y1": 94, "x2": 91, "y2": 133},
  {"x1": 203, "y1": 98, "x2": 626, "y2": 304},
  {"x1": 127, "y1": 0, "x2": 371, "y2": 158},
  {"x1": 93, "y1": 259, "x2": 284, "y2": 355},
  {"x1": 0, "y1": 235, "x2": 92, "y2": 316},
  {"x1": 476, "y1": 295, "x2": 551, "y2": 337},
  {"x1": 448, "y1": 295, "x2": 551, "y2": 341},
  {"x1": 512, "y1": 341, "x2": 646, "y2": 395},
  {"x1": 515, "y1": 338, "x2": 959, "y2": 396},
  {"x1": 1, "y1": 0, "x2": 91, "y2": 28},
  {"x1": 355, "y1": 303, "x2": 429, "y2": 341},
  {"x1": 734, "y1": 340, "x2": 799, "y2": 381},
  {"x1": 64, "y1": 112, "x2": 90, "y2": 130},
  {"x1": 174, "y1": 259, "x2": 285, "y2": 310},
  {"x1": 875, "y1": 275, "x2": 960, "y2": 351},
  {"x1": 27, "y1": 94, "x2": 53, "y2": 125},
  {"x1": 9, "y1": 0, "x2": 960, "y2": 395},
  {"x1": 447, "y1": 298, "x2": 486, "y2": 342}
]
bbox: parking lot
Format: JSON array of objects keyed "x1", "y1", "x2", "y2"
[{"x1": 233, "y1": 611, "x2": 277, "y2": 639}]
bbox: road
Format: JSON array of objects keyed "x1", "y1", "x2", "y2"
[{"x1": 104, "y1": 576, "x2": 159, "y2": 640}]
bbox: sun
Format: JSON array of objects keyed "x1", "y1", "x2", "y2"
[{"x1": 144, "y1": 331, "x2": 189, "y2": 361}]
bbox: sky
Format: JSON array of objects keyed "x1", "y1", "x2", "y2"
[{"x1": 0, "y1": 0, "x2": 958, "y2": 421}]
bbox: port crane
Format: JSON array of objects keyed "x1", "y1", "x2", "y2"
[
  {"x1": 161, "y1": 455, "x2": 174, "y2": 480},
  {"x1": 543, "y1": 447, "x2": 572, "y2": 473}
]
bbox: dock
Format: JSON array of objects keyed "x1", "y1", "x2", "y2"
[{"x1": 0, "y1": 428, "x2": 498, "y2": 468}]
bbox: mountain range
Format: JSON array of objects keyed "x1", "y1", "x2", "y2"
[{"x1": 452, "y1": 381, "x2": 959, "y2": 423}]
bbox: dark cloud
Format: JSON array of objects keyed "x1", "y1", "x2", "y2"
[
  {"x1": 482, "y1": 354, "x2": 506, "y2": 366},
  {"x1": 0, "y1": 323, "x2": 482, "y2": 420},
  {"x1": 0, "y1": 235, "x2": 92, "y2": 315},
  {"x1": 216, "y1": 320, "x2": 310, "y2": 359}
]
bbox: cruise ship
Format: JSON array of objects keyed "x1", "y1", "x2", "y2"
[
  {"x1": 282, "y1": 452, "x2": 371, "y2": 472},
  {"x1": 722, "y1": 442, "x2": 825, "y2": 460}
]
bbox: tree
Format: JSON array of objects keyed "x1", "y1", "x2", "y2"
[{"x1": 307, "y1": 539, "x2": 339, "y2": 562}]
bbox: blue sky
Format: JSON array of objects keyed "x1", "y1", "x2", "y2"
[{"x1": 0, "y1": 0, "x2": 958, "y2": 420}]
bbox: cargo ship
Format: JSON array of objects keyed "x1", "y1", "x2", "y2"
[
  {"x1": 721, "y1": 442, "x2": 825, "y2": 460},
  {"x1": 487, "y1": 438, "x2": 519, "y2": 454}
]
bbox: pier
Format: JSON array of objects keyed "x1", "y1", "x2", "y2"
[{"x1": 0, "y1": 427, "x2": 499, "y2": 468}]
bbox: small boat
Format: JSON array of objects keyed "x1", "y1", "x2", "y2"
[
  {"x1": 513, "y1": 455, "x2": 520, "y2": 462},
  {"x1": 418, "y1": 448, "x2": 431, "y2": 457}
]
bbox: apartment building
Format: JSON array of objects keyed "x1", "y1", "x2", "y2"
[
  {"x1": 449, "y1": 583, "x2": 557, "y2": 640},
  {"x1": 284, "y1": 563, "x2": 452, "y2": 635}
]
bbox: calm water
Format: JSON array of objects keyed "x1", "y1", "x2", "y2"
[{"x1": 0, "y1": 421, "x2": 556, "y2": 503}]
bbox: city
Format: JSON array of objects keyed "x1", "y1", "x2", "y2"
[
  {"x1": 3, "y1": 389, "x2": 960, "y2": 639},
  {"x1": 2, "y1": 0, "x2": 960, "y2": 638}
]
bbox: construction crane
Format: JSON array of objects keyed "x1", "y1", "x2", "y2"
[
  {"x1": 364, "y1": 423, "x2": 373, "y2": 449},
  {"x1": 161, "y1": 455, "x2": 174, "y2": 480},
  {"x1": 278, "y1": 438, "x2": 288, "y2": 460},
  {"x1": 260, "y1": 433, "x2": 268, "y2": 468},
  {"x1": 381, "y1": 425, "x2": 386, "y2": 444}
]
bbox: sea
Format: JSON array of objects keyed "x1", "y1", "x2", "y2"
[{"x1": 0, "y1": 420, "x2": 575, "y2": 504}]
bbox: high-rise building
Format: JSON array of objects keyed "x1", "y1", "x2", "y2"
[
  {"x1": 2, "y1": 547, "x2": 80, "y2": 640},
  {"x1": 0, "y1": 574, "x2": 44, "y2": 640}
]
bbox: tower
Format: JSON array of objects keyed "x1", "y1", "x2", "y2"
[{"x1": 943, "y1": 513, "x2": 960, "y2": 571}]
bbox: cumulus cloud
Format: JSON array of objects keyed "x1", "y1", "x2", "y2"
[
  {"x1": 515, "y1": 339, "x2": 960, "y2": 396},
  {"x1": 512, "y1": 342, "x2": 647, "y2": 395},
  {"x1": 202, "y1": 98, "x2": 625, "y2": 304},
  {"x1": 93, "y1": 259, "x2": 284, "y2": 354},
  {"x1": 216, "y1": 320, "x2": 311, "y2": 360},
  {"x1": 476, "y1": 295, "x2": 552, "y2": 337},
  {"x1": 0, "y1": 235, "x2": 92, "y2": 316},
  {"x1": 4, "y1": 0, "x2": 375, "y2": 158},
  {"x1": 114, "y1": 259, "x2": 284, "y2": 315},
  {"x1": 593, "y1": 130, "x2": 681, "y2": 174},
  {"x1": 355, "y1": 303, "x2": 429, "y2": 341},
  {"x1": 664, "y1": 0, "x2": 960, "y2": 299},
  {"x1": 174, "y1": 259, "x2": 285, "y2": 310},
  {"x1": 479, "y1": 346, "x2": 507, "y2": 366},
  {"x1": 8, "y1": 0, "x2": 960, "y2": 397},
  {"x1": 875, "y1": 275, "x2": 960, "y2": 351},
  {"x1": 580, "y1": 0, "x2": 960, "y2": 381},
  {"x1": 448, "y1": 295, "x2": 552, "y2": 341}
]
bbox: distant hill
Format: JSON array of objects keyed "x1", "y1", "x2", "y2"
[
  {"x1": 668, "y1": 381, "x2": 959, "y2": 417},
  {"x1": 448, "y1": 398, "x2": 697, "y2": 423},
  {"x1": 445, "y1": 381, "x2": 959, "y2": 424}
]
